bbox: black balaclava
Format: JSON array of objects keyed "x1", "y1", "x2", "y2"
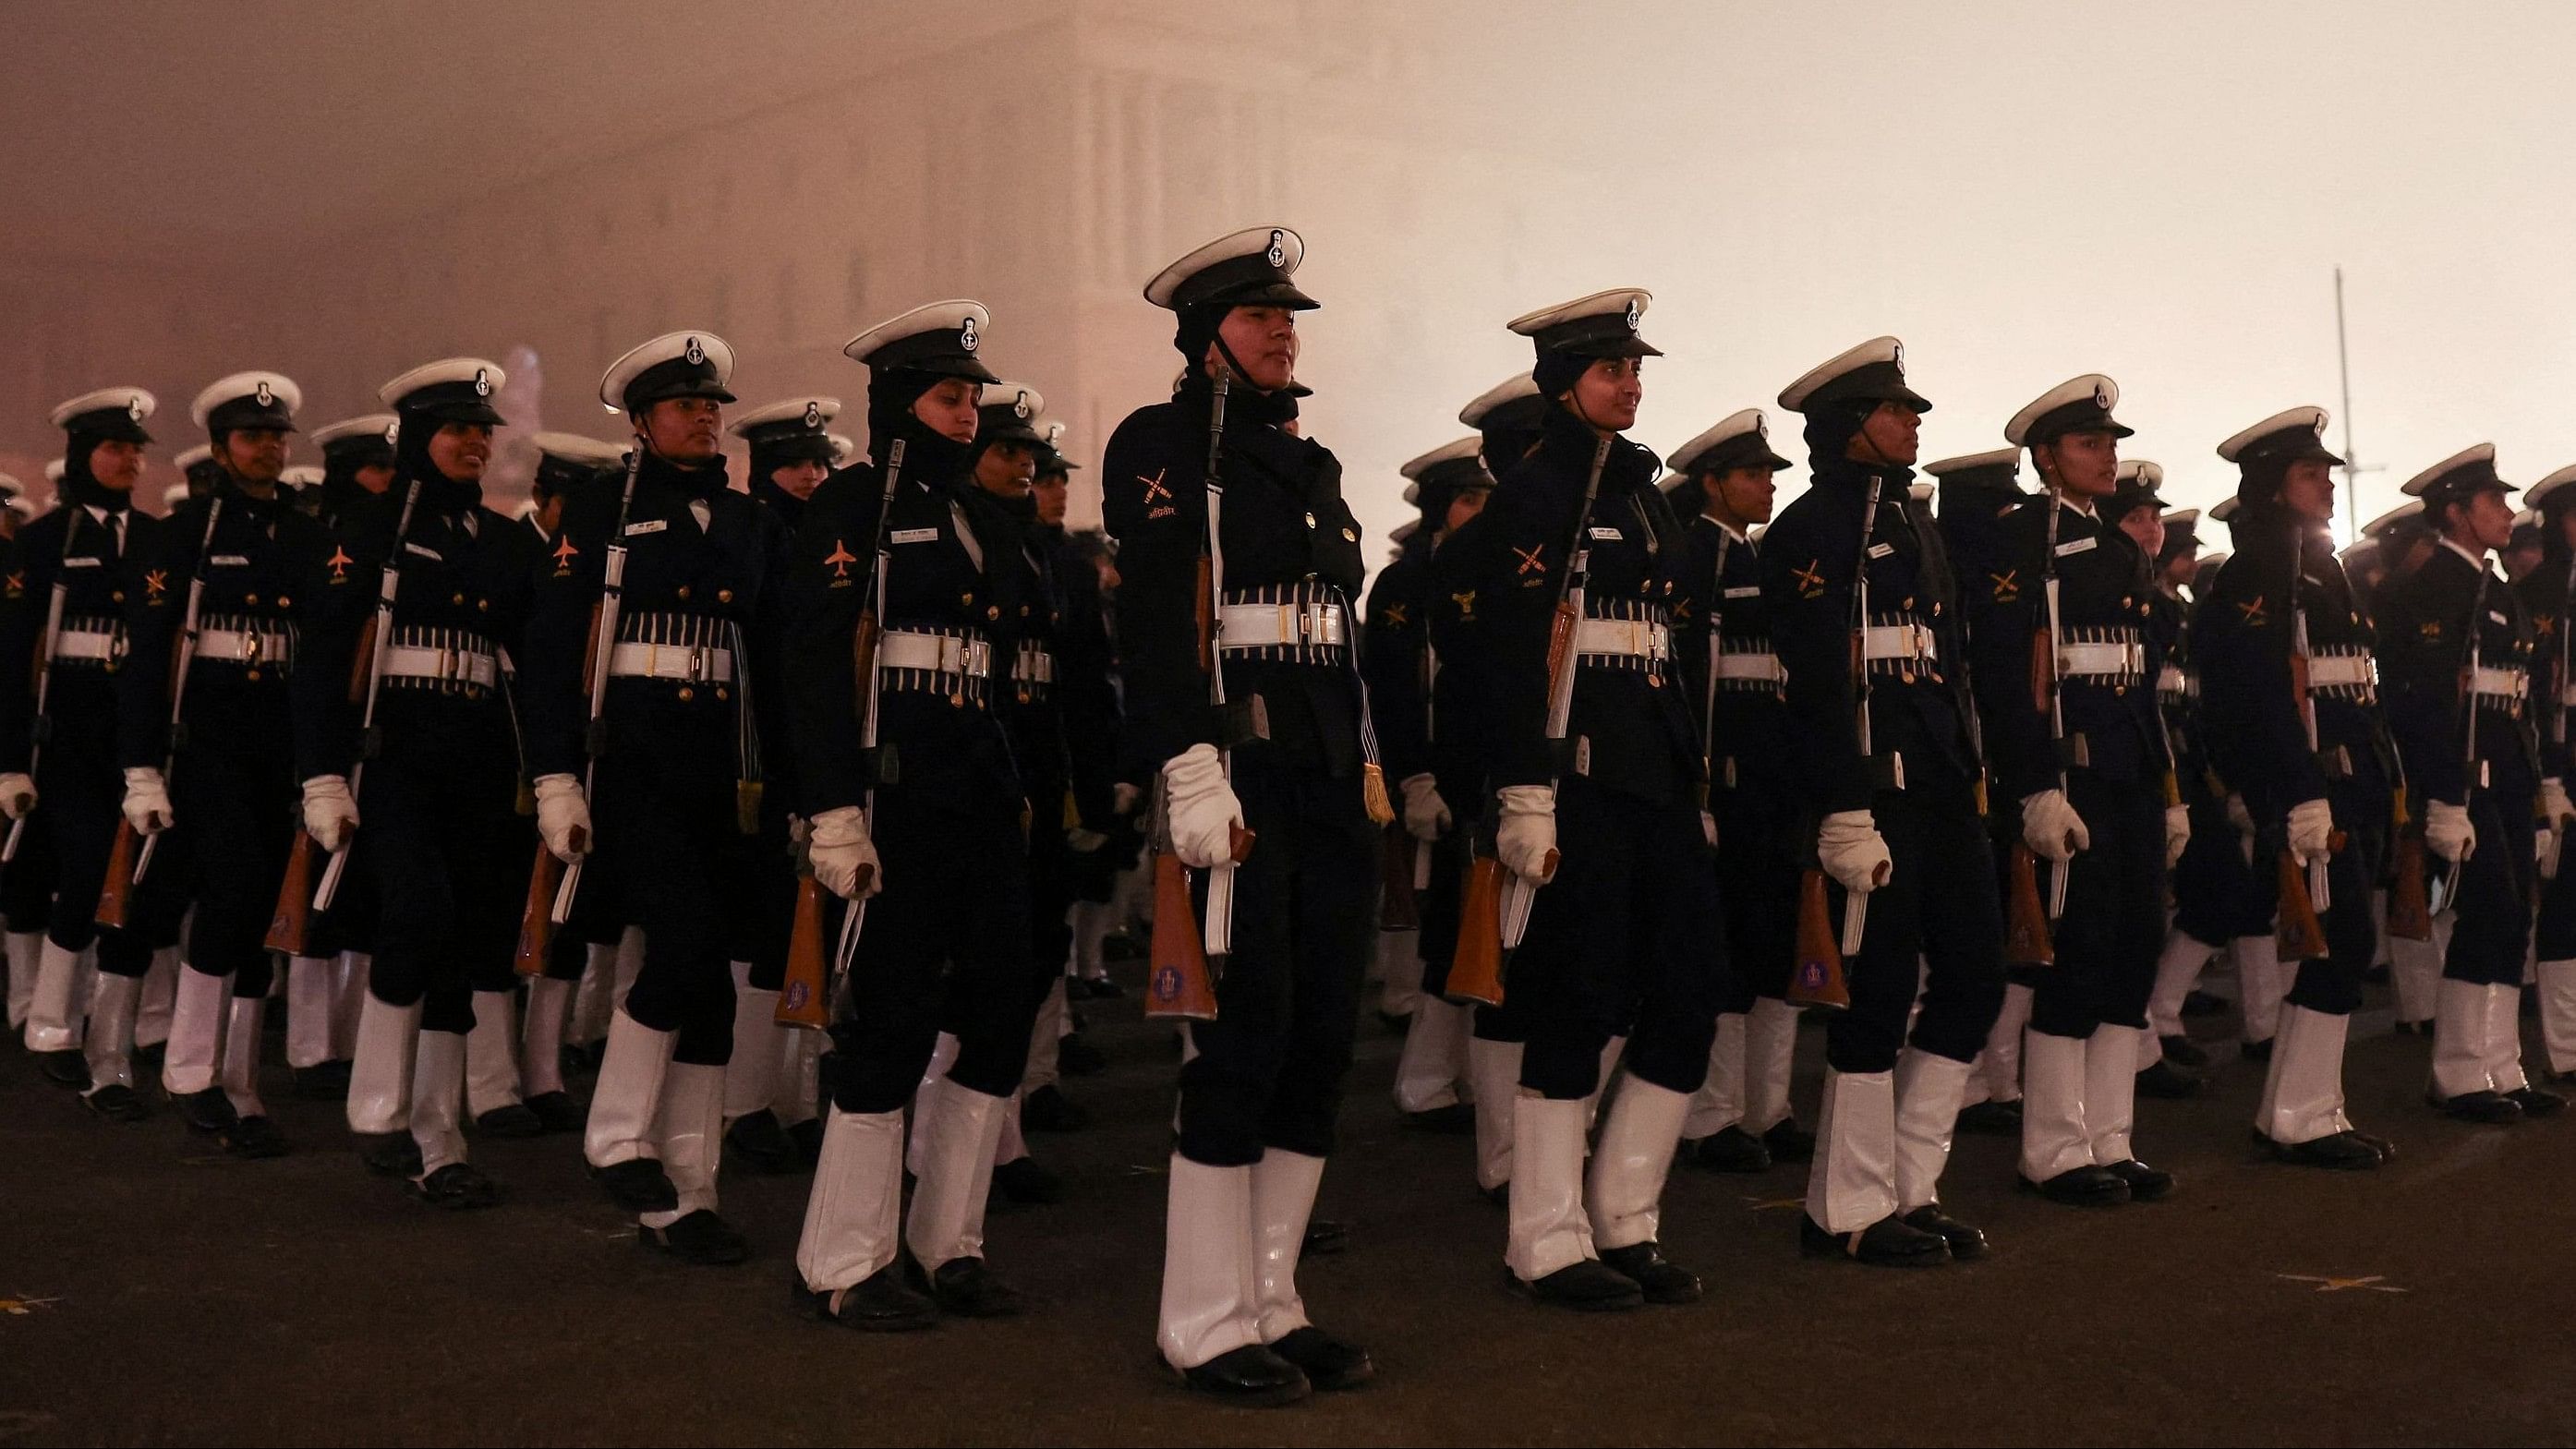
[
  {"x1": 749, "y1": 434, "x2": 833, "y2": 528},
  {"x1": 1170, "y1": 304, "x2": 1300, "y2": 429},
  {"x1": 2540, "y1": 499, "x2": 2576, "y2": 573},
  {"x1": 1803, "y1": 395, "x2": 1891, "y2": 479},
  {"x1": 59, "y1": 429, "x2": 135, "y2": 513},
  {"x1": 865, "y1": 368, "x2": 981, "y2": 483},
  {"x1": 393, "y1": 411, "x2": 489, "y2": 516}
]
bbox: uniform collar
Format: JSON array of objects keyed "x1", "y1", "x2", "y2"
[
  {"x1": 1700, "y1": 509, "x2": 1751, "y2": 545},
  {"x1": 2439, "y1": 536, "x2": 2490, "y2": 574}
]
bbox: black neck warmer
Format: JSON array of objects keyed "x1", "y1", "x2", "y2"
[
  {"x1": 58, "y1": 431, "x2": 132, "y2": 513},
  {"x1": 391, "y1": 411, "x2": 487, "y2": 517},
  {"x1": 636, "y1": 445, "x2": 730, "y2": 502},
  {"x1": 1174, "y1": 370, "x2": 1299, "y2": 432},
  {"x1": 865, "y1": 369, "x2": 979, "y2": 484}
]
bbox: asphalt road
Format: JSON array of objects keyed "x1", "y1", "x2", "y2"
[{"x1": 5, "y1": 954, "x2": 2573, "y2": 1446}]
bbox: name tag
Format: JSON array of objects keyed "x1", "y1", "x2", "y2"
[
  {"x1": 212, "y1": 554, "x2": 250, "y2": 567},
  {"x1": 892, "y1": 528, "x2": 938, "y2": 545},
  {"x1": 1723, "y1": 585, "x2": 1761, "y2": 598},
  {"x1": 2054, "y1": 537, "x2": 2097, "y2": 558},
  {"x1": 63, "y1": 557, "x2": 101, "y2": 570},
  {"x1": 1868, "y1": 542, "x2": 1894, "y2": 560},
  {"x1": 404, "y1": 542, "x2": 442, "y2": 561},
  {"x1": 623, "y1": 519, "x2": 668, "y2": 537},
  {"x1": 1589, "y1": 526, "x2": 1624, "y2": 541}
]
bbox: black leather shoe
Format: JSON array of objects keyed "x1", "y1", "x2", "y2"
[
  {"x1": 1302, "y1": 1219, "x2": 1349, "y2": 1256},
  {"x1": 526, "y1": 1090, "x2": 585, "y2": 1134},
  {"x1": 410, "y1": 1162, "x2": 501, "y2": 1210},
  {"x1": 2240, "y1": 1037, "x2": 2275, "y2": 1062},
  {"x1": 1799, "y1": 1213, "x2": 1950, "y2": 1267},
  {"x1": 221, "y1": 1114, "x2": 290, "y2": 1159},
  {"x1": 2181, "y1": 988, "x2": 2227, "y2": 1018},
  {"x1": 1955, "y1": 1099, "x2": 2023, "y2": 1134},
  {"x1": 641, "y1": 1209, "x2": 749, "y2": 1264},
  {"x1": 724, "y1": 1108, "x2": 804, "y2": 1174},
  {"x1": 2429, "y1": 1089, "x2": 2523, "y2": 1124},
  {"x1": 1761, "y1": 1118, "x2": 1816, "y2": 1164},
  {"x1": 474, "y1": 1103, "x2": 544, "y2": 1139},
  {"x1": 2261, "y1": 1129, "x2": 2383, "y2": 1170},
  {"x1": 922, "y1": 1256, "x2": 1027, "y2": 1318},
  {"x1": 1513, "y1": 1258, "x2": 1643, "y2": 1310},
  {"x1": 2135, "y1": 1059, "x2": 2202, "y2": 1100},
  {"x1": 1022, "y1": 1083, "x2": 1089, "y2": 1132},
  {"x1": 2509, "y1": 1085, "x2": 2567, "y2": 1117},
  {"x1": 1598, "y1": 1242, "x2": 1702, "y2": 1304},
  {"x1": 992, "y1": 1155, "x2": 1068, "y2": 1205},
  {"x1": 803, "y1": 1269, "x2": 936, "y2": 1333},
  {"x1": 1058, "y1": 1033, "x2": 1107, "y2": 1077},
  {"x1": 1175, "y1": 1344, "x2": 1308, "y2": 1407},
  {"x1": 1687, "y1": 1124, "x2": 1772, "y2": 1173},
  {"x1": 175, "y1": 1086, "x2": 238, "y2": 1135},
  {"x1": 2347, "y1": 1129, "x2": 2399, "y2": 1163},
  {"x1": 1268, "y1": 1326, "x2": 1373, "y2": 1390},
  {"x1": 1401, "y1": 1102, "x2": 1476, "y2": 1134},
  {"x1": 35, "y1": 1049, "x2": 90, "y2": 1090},
  {"x1": 290, "y1": 1060, "x2": 351, "y2": 1101},
  {"x1": 2021, "y1": 1165, "x2": 2132, "y2": 1206},
  {"x1": 2101, "y1": 1158, "x2": 2174, "y2": 1201},
  {"x1": 593, "y1": 1157, "x2": 680, "y2": 1214},
  {"x1": 1901, "y1": 1204, "x2": 1989, "y2": 1260},
  {"x1": 82, "y1": 1083, "x2": 151, "y2": 1122},
  {"x1": 358, "y1": 1131, "x2": 424, "y2": 1177},
  {"x1": 2158, "y1": 1033, "x2": 2209, "y2": 1069}
]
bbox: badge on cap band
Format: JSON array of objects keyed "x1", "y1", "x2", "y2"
[
  {"x1": 474, "y1": 367, "x2": 492, "y2": 396},
  {"x1": 803, "y1": 402, "x2": 823, "y2": 429},
  {"x1": 1265, "y1": 229, "x2": 1287, "y2": 267},
  {"x1": 1624, "y1": 297, "x2": 1641, "y2": 332},
  {"x1": 959, "y1": 318, "x2": 979, "y2": 353},
  {"x1": 684, "y1": 336, "x2": 707, "y2": 366},
  {"x1": 2093, "y1": 380, "x2": 2111, "y2": 408},
  {"x1": 128, "y1": 397, "x2": 147, "y2": 422},
  {"x1": 1012, "y1": 391, "x2": 1031, "y2": 419},
  {"x1": 255, "y1": 380, "x2": 274, "y2": 407},
  {"x1": 1753, "y1": 416, "x2": 1768, "y2": 439}
]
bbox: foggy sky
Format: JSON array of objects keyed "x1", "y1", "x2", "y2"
[{"x1": 6, "y1": 0, "x2": 2573, "y2": 548}]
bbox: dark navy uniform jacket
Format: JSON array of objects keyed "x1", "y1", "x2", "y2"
[
  {"x1": 2379, "y1": 538, "x2": 2538, "y2": 806},
  {"x1": 1361, "y1": 533, "x2": 1433, "y2": 787},
  {"x1": 1669, "y1": 510, "x2": 1787, "y2": 789},
  {"x1": 1433, "y1": 406, "x2": 1702, "y2": 805},
  {"x1": 2516, "y1": 553, "x2": 2576, "y2": 783},
  {"x1": 0, "y1": 499, "x2": 161, "y2": 771}
]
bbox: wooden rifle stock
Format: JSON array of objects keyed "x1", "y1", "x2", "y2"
[
  {"x1": 1145, "y1": 848, "x2": 1219, "y2": 1020},
  {"x1": 775, "y1": 875, "x2": 831, "y2": 1029},
  {"x1": 94, "y1": 820, "x2": 139, "y2": 929},
  {"x1": 2002, "y1": 841, "x2": 2055, "y2": 965},
  {"x1": 2274, "y1": 847, "x2": 2329, "y2": 960},
  {"x1": 2389, "y1": 789, "x2": 2432, "y2": 939},
  {"x1": 1378, "y1": 822, "x2": 1420, "y2": 931},
  {"x1": 514, "y1": 842, "x2": 567, "y2": 978},
  {"x1": 264, "y1": 830, "x2": 323, "y2": 955},
  {"x1": 1445, "y1": 851, "x2": 1506, "y2": 1008},
  {"x1": 1788, "y1": 868, "x2": 1851, "y2": 1010}
]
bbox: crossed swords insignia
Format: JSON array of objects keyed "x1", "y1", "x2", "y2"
[
  {"x1": 1138, "y1": 469, "x2": 1171, "y2": 506},
  {"x1": 1792, "y1": 560, "x2": 1827, "y2": 596},
  {"x1": 1512, "y1": 544, "x2": 1547, "y2": 576}
]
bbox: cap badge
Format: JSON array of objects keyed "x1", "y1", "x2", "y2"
[
  {"x1": 803, "y1": 402, "x2": 823, "y2": 429},
  {"x1": 383, "y1": 420, "x2": 401, "y2": 444},
  {"x1": 1753, "y1": 415, "x2": 1768, "y2": 439},
  {"x1": 1012, "y1": 391, "x2": 1031, "y2": 420},
  {"x1": 1623, "y1": 296, "x2": 1641, "y2": 332},
  {"x1": 959, "y1": 317, "x2": 979, "y2": 353},
  {"x1": 2092, "y1": 380, "x2": 2111, "y2": 409},
  {"x1": 254, "y1": 380, "x2": 274, "y2": 407},
  {"x1": 1891, "y1": 340, "x2": 1906, "y2": 370},
  {"x1": 127, "y1": 396, "x2": 146, "y2": 422},
  {"x1": 473, "y1": 368, "x2": 491, "y2": 397},
  {"x1": 1046, "y1": 423, "x2": 1066, "y2": 446},
  {"x1": 1265, "y1": 229, "x2": 1287, "y2": 267},
  {"x1": 2311, "y1": 413, "x2": 2328, "y2": 437}
]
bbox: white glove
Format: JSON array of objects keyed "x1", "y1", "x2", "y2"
[
  {"x1": 122, "y1": 767, "x2": 174, "y2": 836},
  {"x1": 1495, "y1": 785, "x2": 1557, "y2": 882},
  {"x1": 2019, "y1": 789, "x2": 2091, "y2": 863},
  {"x1": 2164, "y1": 803, "x2": 2191, "y2": 869},
  {"x1": 1700, "y1": 809, "x2": 1719, "y2": 849},
  {"x1": 2225, "y1": 792, "x2": 2255, "y2": 837},
  {"x1": 788, "y1": 814, "x2": 812, "y2": 851},
  {"x1": 1112, "y1": 782, "x2": 1143, "y2": 816},
  {"x1": 300, "y1": 775, "x2": 359, "y2": 852},
  {"x1": 2546, "y1": 777, "x2": 2575, "y2": 829},
  {"x1": 1399, "y1": 772, "x2": 1451, "y2": 843},
  {"x1": 807, "y1": 804, "x2": 883, "y2": 900},
  {"x1": 1162, "y1": 743, "x2": 1246, "y2": 870},
  {"x1": 0, "y1": 772, "x2": 34, "y2": 821},
  {"x1": 1818, "y1": 809, "x2": 1892, "y2": 894},
  {"x1": 2426, "y1": 800, "x2": 2476, "y2": 864},
  {"x1": 2286, "y1": 796, "x2": 2334, "y2": 863},
  {"x1": 533, "y1": 773, "x2": 592, "y2": 863}
]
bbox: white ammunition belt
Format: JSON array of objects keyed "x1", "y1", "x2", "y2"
[
  {"x1": 2056, "y1": 626, "x2": 2147, "y2": 684},
  {"x1": 879, "y1": 627, "x2": 992, "y2": 704},
  {"x1": 2156, "y1": 662, "x2": 2195, "y2": 706},
  {"x1": 610, "y1": 611, "x2": 735, "y2": 685},
  {"x1": 2304, "y1": 646, "x2": 2377, "y2": 703},
  {"x1": 1860, "y1": 615, "x2": 1938, "y2": 682},
  {"x1": 2470, "y1": 664, "x2": 2529, "y2": 711},
  {"x1": 50, "y1": 616, "x2": 124, "y2": 667},
  {"x1": 1574, "y1": 599, "x2": 1675, "y2": 673},
  {"x1": 381, "y1": 626, "x2": 501, "y2": 693},
  {"x1": 1215, "y1": 584, "x2": 1348, "y2": 664},
  {"x1": 1010, "y1": 643, "x2": 1056, "y2": 703},
  {"x1": 1711, "y1": 636, "x2": 1786, "y2": 691},
  {"x1": 195, "y1": 614, "x2": 295, "y2": 674}
]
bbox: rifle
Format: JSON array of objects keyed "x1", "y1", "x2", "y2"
[
  {"x1": 526, "y1": 447, "x2": 642, "y2": 950},
  {"x1": 99, "y1": 495, "x2": 225, "y2": 927},
  {"x1": 2551, "y1": 549, "x2": 2576, "y2": 879},
  {"x1": 1795, "y1": 477, "x2": 1888, "y2": 1004},
  {"x1": 807, "y1": 438, "x2": 908, "y2": 1018},
  {"x1": 774, "y1": 824, "x2": 831, "y2": 1027},
  {"x1": 274, "y1": 478, "x2": 426, "y2": 954},
  {"x1": 4, "y1": 505, "x2": 85, "y2": 862},
  {"x1": 2276, "y1": 827, "x2": 2347, "y2": 960},
  {"x1": 1145, "y1": 784, "x2": 1220, "y2": 1020},
  {"x1": 2427, "y1": 566, "x2": 2490, "y2": 919},
  {"x1": 1790, "y1": 867, "x2": 1851, "y2": 1009},
  {"x1": 2389, "y1": 785, "x2": 2433, "y2": 939},
  {"x1": 2002, "y1": 493, "x2": 2065, "y2": 966},
  {"x1": 2271, "y1": 522, "x2": 2336, "y2": 948},
  {"x1": 1377, "y1": 822, "x2": 1421, "y2": 931},
  {"x1": 1493, "y1": 434, "x2": 1611, "y2": 955}
]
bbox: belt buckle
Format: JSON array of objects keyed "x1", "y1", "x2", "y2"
[
  {"x1": 685, "y1": 646, "x2": 707, "y2": 683},
  {"x1": 241, "y1": 630, "x2": 263, "y2": 666}
]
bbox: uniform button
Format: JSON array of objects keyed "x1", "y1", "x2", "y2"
[
  {"x1": 676, "y1": 586, "x2": 692, "y2": 601},
  {"x1": 1016, "y1": 689, "x2": 1032, "y2": 705},
  {"x1": 986, "y1": 606, "x2": 1000, "y2": 621},
  {"x1": 2122, "y1": 595, "x2": 2133, "y2": 607},
  {"x1": 1931, "y1": 601, "x2": 1942, "y2": 616},
  {"x1": 1903, "y1": 596, "x2": 1914, "y2": 610},
  {"x1": 718, "y1": 588, "x2": 733, "y2": 603},
  {"x1": 949, "y1": 693, "x2": 964, "y2": 708},
  {"x1": 277, "y1": 596, "x2": 291, "y2": 609},
  {"x1": 1341, "y1": 526, "x2": 1356, "y2": 542},
  {"x1": 677, "y1": 686, "x2": 695, "y2": 702},
  {"x1": 1304, "y1": 513, "x2": 1317, "y2": 529},
  {"x1": 477, "y1": 598, "x2": 490, "y2": 611},
  {"x1": 111, "y1": 590, "x2": 125, "y2": 603},
  {"x1": 247, "y1": 593, "x2": 261, "y2": 605},
  {"x1": 246, "y1": 668, "x2": 262, "y2": 682},
  {"x1": 961, "y1": 593, "x2": 974, "y2": 606},
  {"x1": 1019, "y1": 604, "x2": 1031, "y2": 617},
  {"x1": 715, "y1": 686, "x2": 730, "y2": 701},
  {"x1": 452, "y1": 592, "x2": 466, "y2": 605}
]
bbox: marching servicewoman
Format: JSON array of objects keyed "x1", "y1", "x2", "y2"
[
  {"x1": 2522, "y1": 465, "x2": 2576, "y2": 1084},
  {"x1": 526, "y1": 330, "x2": 781, "y2": 1261},
  {"x1": 1763, "y1": 338, "x2": 2005, "y2": 1266}
]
